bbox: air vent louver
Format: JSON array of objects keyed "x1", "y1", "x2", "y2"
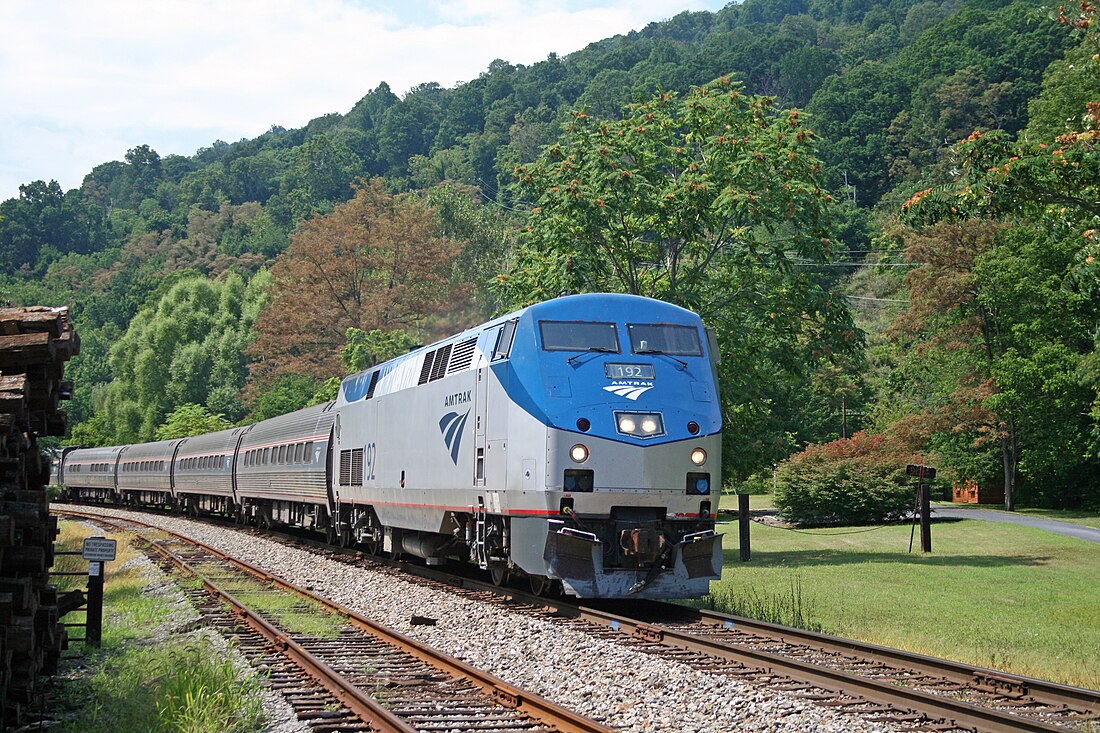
[
  {"x1": 447, "y1": 338, "x2": 478, "y2": 374},
  {"x1": 418, "y1": 351, "x2": 435, "y2": 385},
  {"x1": 429, "y1": 343, "x2": 452, "y2": 381}
]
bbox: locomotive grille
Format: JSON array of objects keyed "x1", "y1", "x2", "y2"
[
  {"x1": 417, "y1": 352, "x2": 435, "y2": 385},
  {"x1": 339, "y1": 448, "x2": 364, "y2": 485},
  {"x1": 350, "y1": 448, "x2": 363, "y2": 485},
  {"x1": 429, "y1": 343, "x2": 452, "y2": 381},
  {"x1": 339, "y1": 450, "x2": 351, "y2": 485},
  {"x1": 447, "y1": 338, "x2": 477, "y2": 374},
  {"x1": 365, "y1": 371, "x2": 380, "y2": 399}
]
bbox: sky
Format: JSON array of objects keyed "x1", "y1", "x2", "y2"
[{"x1": 0, "y1": 0, "x2": 729, "y2": 202}]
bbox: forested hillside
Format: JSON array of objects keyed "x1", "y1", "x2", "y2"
[{"x1": 1, "y1": 0, "x2": 1096, "y2": 509}]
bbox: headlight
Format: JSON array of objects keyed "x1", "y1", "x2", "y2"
[
  {"x1": 691, "y1": 448, "x2": 707, "y2": 465},
  {"x1": 615, "y1": 412, "x2": 664, "y2": 438},
  {"x1": 570, "y1": 444, "x2": 589, "y2": 463}
]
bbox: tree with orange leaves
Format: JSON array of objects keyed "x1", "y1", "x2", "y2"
[{"x1": 246, "y1": 179, "x2": 463, "y2": 393}]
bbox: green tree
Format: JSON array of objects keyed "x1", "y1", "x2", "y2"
[
  {"x1": 96, "y1": 272, "x2": 268, "y2": 443},
  {"x1": 427, "y1": 183, "x2": 516, "y2": 317},
  {"x1": 1026, "y1": 43, "x2": 1100, "y2": 140},
  {"x1": 0, "y1": 180, "x2": 108, "y2": 275},
  {"x1": 249, "y1": 374, "x2": 320, "y2": 421},
  {"x1": 886, "y1": 219, "x2": 1099, "y2": 509},
  {"x1": 155, "y1": 403, "x2": 233, "y2": 440},
  {"x1": 340, "y1": 327, "x2": 418, "y2": 372},
  {"x1": 508, "y1": 79, "x2": 859, "y2": 478}
]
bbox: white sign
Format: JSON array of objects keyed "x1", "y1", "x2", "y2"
[{"x1": 82, "y1": 537, "x2": 117, "y2": 562}]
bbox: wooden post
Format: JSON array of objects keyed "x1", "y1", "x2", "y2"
[
  {"x1": 919, "y1": 481, "x2": 932, "y2": 554},
  {"x1": 86, "y1": 562, "x2": 103, "y2": 647},
  {"x1": 906, "y1": 465, "x2": 936, "y2": 555},
  {"x1": 738, "y1": 493, "x2": 751, "y2": 562}
]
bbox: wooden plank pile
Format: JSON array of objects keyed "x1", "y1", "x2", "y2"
[{"x1": 0, "y1": 306, "x2": 79, "y2": 725}]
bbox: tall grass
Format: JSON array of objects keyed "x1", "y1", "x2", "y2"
[
  {"x1": 47, "y1": 519, "x2": 269, "y2": 733},
  {"x1": 58, "y1": 637, "x2": 265, "y2": 733},
  {"x1": 699, "y1": 575, "x2": 825, "y2": 633},
  {"x1": 155, "y1": 641, "x2": 266, "y2": 733}
]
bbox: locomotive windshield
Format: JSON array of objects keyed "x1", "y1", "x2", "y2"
[
  {"x1": 539, "y1": 320, "x2": 620, "y2": 353},
  {"x1": 628, "y1": 324, "x2": 703, "y2": 356}
]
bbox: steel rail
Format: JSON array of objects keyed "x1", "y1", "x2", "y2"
[
  {"x1": 686, "y1": 607, "x2": 1100, "y2": 715},
  {"x1": 55, "y1": 508, "x2": 612, "y2": 733},
  {"x1": 552, "y1": 603, "x2": 1082, "y2": 733},
  {"x1": 319, "y1": 547, "x2": 1096, "y2": 733},
  {"x1": 324, "y1": 542, "x2": 1099, "y2": 729},
  {"x1": 157, "y1": 540, "x2": 419, "y2": 733}
]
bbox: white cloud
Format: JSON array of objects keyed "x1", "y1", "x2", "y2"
[{"x1": 0, "y1": 0, "x2": 725, "y2": 199}]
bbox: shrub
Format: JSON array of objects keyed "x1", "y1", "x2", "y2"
[{"x1": 774, "y1": 431, "x2": 924, "y2": 525}]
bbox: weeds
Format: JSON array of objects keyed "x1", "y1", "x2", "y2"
[
  {"x1": 700, "y1": 575, "x2": 826, "y2": 633},
  {"x1": 55, "y1": 637, "x2": 265, "y2": 733},
  {"x1": 47, "y1": 520, "x2": 270, "y2": 733},
  {"x1": 155, "y1": 640, "x2": 265, "y2": 733},
  {"x1": 232, "y1": 589, "x2": 344, "y2": 638}
]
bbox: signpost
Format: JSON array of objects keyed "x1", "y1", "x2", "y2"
[
  {"x1": 906, "y1": 465, "x2": 936, "y2": 553},
  {"x1": 81, "y1": 536, "x2": 116, "y2": 646}
]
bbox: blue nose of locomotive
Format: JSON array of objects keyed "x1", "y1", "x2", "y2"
[{"x1": 497, "y1": 293, "x2": 722, "y2": 443}]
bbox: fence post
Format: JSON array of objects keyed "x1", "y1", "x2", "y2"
[{"x1": 738, "y1": 493, "x2": 751, "y2": 562}]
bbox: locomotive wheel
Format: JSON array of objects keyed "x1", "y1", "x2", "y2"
[
  {"x1": 529, "y1": 575, "x2": 555, "y2": 596},
  {"x1": 362, "y1": 534, "x2": 381, "y2": 556},
  {"x1": 490, "y1": 566, "x2": 510, "y2": 586}
]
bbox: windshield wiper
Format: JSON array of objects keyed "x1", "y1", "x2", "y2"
[
  {"x1": 567, "y1": 347, "x2": 617, "y2": 364},
  {"x1": 634, "y1": 348, "x2": 688, "y2": 370}
]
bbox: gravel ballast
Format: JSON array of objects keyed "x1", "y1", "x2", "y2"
[{"x1": 59, "y1": 505, "x2": 894, "y2": 733}]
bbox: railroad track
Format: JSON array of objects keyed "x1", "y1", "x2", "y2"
[
  {"x1": 57, "y1": 510, "x2": 611, "y2": 733},
  {"x1": 345, "y1": 559, "x2": 1100, "y2": 733},
  {"x1": 291, "y1": 526, "x2": 1100, "y2": 733},
  {"x1": 56, "y1": 505, "x2": 1100, "y2": 733}
]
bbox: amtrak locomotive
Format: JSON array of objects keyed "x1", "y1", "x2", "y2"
[{"x1": 61, "y1": 293, "x2": 724, "y2": 599}]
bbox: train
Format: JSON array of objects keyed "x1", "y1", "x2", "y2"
[{"x1": 59, "y1": 293, "x2": 724, "y2": 599}]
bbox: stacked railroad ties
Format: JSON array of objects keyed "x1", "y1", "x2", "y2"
[{"x1": 0, "y1": 306, "x2": 78, "y2": 723}]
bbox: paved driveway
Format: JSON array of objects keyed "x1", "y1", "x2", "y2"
[{"x1": 933, "y1": 506, "x2": 1100, "y2": 545}]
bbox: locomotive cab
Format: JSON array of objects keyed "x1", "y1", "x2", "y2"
[{"x1": 495, "y1": 293, "x2": 724, "y2": 598}]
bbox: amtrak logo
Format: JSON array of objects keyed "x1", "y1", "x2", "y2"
[
  {"x1": 438, "y1": 410, "x2": 470, "y2": 464},
  {"x1": 603, "y1": 382, "x2": 654, "y2": 400}
]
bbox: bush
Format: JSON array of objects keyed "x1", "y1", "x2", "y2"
[{"x1": 774, "y1": 431, "x2": 923, "y2": 526}]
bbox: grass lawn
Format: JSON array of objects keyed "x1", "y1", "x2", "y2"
[{"x1": 705, "y1": 509, "x2": 1100, "y2": 690}]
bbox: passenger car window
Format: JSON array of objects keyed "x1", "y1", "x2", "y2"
[
  {"x1": 539, "y1": 321, "x2": 620, "y2": 353},
  {"x1": 627, "y1": 323, "x2": 703, "y2": 356}
]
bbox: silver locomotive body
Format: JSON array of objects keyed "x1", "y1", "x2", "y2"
[
  {"x1": 332, "y1": 293, "x2": 723, "y2": 598},
  {"x1": 61, "y1": 294, "x2": 724, "y2": 599}
]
